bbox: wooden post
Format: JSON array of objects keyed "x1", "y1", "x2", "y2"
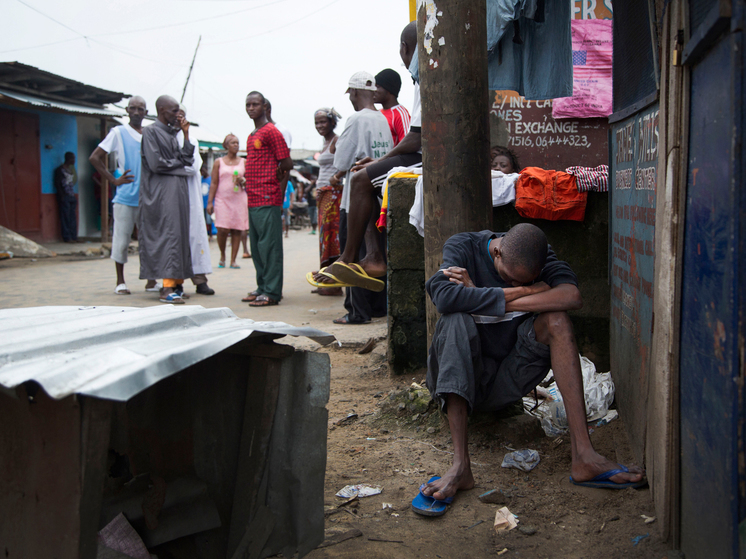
[
  {"x1": 418, "y1": 0, "x2": 493, "y2": 342},
  {"x1": 100, "y1": 118, "x2": 110, "y2": 243}
]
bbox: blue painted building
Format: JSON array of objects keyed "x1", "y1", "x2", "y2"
[{"x1": 0, "y1": 62, "x2": 125, "y2": 242}]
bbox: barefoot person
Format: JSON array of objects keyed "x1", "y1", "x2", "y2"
[{"x1": 415, "y1": 224, "x2": 645, "y2": 515}]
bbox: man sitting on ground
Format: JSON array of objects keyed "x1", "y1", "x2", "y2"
[{"x1": 415, "y1": 224, "x2": 645, "y2": 514}]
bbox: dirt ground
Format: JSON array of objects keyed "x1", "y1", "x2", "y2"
[{"x1": 304, "y1": 345, "x2": 667, "y2": 559}]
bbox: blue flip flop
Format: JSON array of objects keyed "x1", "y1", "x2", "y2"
[
  {"x1": 411, "y1": 476, "x2": 454, "y2": 516},
  {"x1": 569, "y1": 464, "x2": 648, "y2": 489}
]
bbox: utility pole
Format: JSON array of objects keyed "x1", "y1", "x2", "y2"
[
  {"x1": 418, "y1": 0, "x2": 492, "y2": 341},
  {"x1": 181, "y1": 35, "x2": 201, "y2": 104}
]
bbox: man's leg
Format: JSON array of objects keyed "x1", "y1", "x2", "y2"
[
  {"x1": 248, "y1": 208, "x2": 266, "y2": 295},
  {"x1": 111, "y1": 203, "x2": 135, "y2": 287},
  {"x1": 336, "y1": 170, "x2": 385, "y2": 276},
  {"x1": 422, "y1": 393, "x2": 475, "y2": 501},
  {"x1": 534, "y1": 311, "x2": 644, "y2": 484},
  {"x1": 261, "y1": 206, "x2": 283, "y2": 301},
  {"x1": 421, "y1": 313, "x2": 481, "y2": 501}
]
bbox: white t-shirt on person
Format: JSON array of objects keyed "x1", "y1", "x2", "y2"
[{"x1": 333, "y1": 108, "x2": 393, "y2": 211}]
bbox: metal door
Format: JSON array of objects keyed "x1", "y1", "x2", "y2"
[{"x1": 679, "y1": 5, "x2": 745, "y2": 557}]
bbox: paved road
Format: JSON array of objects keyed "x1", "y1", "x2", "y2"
[{"x1": 0, "y1": 227, "x2": 385, "y2": 350}]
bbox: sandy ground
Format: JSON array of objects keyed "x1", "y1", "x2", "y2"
[{"x1": 0, "y1": 228, "x2": 667, "y2": 558}]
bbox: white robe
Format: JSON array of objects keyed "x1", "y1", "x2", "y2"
[{"x1": 176, "y1": 131, "x2": 212, "y2": 275}]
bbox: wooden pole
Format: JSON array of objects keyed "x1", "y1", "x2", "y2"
[
  {"x1": 100, "y1": 118, "x2": 109, "y2": 244},
  {"x1": 418, "y1": 0, "x2": 493, "y2": 342}
]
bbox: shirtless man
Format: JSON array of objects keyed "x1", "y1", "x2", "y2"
[{"x1": 416, "y1": 224, "x2": 645, "y2": 514}]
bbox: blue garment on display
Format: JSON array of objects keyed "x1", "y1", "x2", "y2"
[{"x1": 486, "y1": 0, "x2": 572, "y2": 99}]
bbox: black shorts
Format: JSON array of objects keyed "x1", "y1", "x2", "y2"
[{"x1": 365, "y1": 153, "x2": 423, "y2": 194}]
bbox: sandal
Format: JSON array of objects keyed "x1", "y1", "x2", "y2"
[
  {"x1": 248, "y1": 294, "x2": 279, "y2": 307},
  {"x1": 332, "y1": 314, "x2": 369, "y2": 325},
  {"x1": 230, "y1": 263, "x2": 240, "y2": 269},
  {"x1": 114, "y1": 283, "x2": 131, "y2": 295},
  {"x1": 218, "y1": 260, "x2": 225, "y2": 268},
  {"x1": 243, "y1": 252, "x2": 252, "y2": 259},
  {"x1": 242, "y1": 290, "x2": 261, "y2": 302}
]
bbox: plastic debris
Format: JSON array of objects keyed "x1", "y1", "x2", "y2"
[
  {"x1": 494, "y1": 506, "x2": 519, "y2": 533},
  {"x1": 596, "y1": 409, "x2": 619, "y2": 426},
  {"x1": 497, "y1": 548, "x2": 509, "y2": 555},
  {"x1": 523, "y1": 355, "x2": 616, "y2": 436},
  {"x1": 641, "y1": 514, "x2": 656, "y2": 524},
  {"x1": 501, "y1": 449, "x2": 540, "y2": 472},
  {"x1": 336, "y1": 484, "x2": 383, "y2": 499},
  {"x1": 382, "y1": 502, "x2": 394, "y2": 510},
  {"x1": 632, "y1": 533, "x2": 650, "y2": 546}
]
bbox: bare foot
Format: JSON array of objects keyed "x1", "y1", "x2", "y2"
[
  {"x1": 570, "y1": 449, "x2": 645, "y2": 485},
  {"x1": 421, "y1": 462, "x2": 475, "y2": 501},
  {"x1": 357, "y1": 255, "x2": 387, "y2": 278},
  {"x1": 145, "y1": 280, "x2": 157, "y2": 289}
]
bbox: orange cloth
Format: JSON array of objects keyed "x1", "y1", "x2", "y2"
[
  {"x1": 162, "y1": 278, "x2": 184, "y2": 288},
  {"x1": 515, "y1": 167, "x2": 587, "y2": 222}
]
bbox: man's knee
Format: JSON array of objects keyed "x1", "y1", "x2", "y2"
[
  {"x1": 535, "y1": 311, "x2": 574, "y2": 344},
  {"x1": 350, "y1": 168, "x2": 373, "y2": 195}
]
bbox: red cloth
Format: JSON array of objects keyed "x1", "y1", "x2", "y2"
[
  {"x1": 380, "y1": 105, "x2": 411, "y2": 146},
  {"x1": 244, "y1": 123, "x2": 290, "y2": 207},
  {"x1": 515, "y1": 167, "x2": 587, "y2": 222}
]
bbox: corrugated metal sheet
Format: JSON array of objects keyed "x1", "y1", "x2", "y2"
[
  {"x1": 0, "y1": 305, "x2": 335, "y2": 402},
  {"x1": 0, "y1": 89, "x2": 125, "y2": 118}
]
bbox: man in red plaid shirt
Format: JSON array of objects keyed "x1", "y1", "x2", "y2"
[{"x1": 242, "y1": 90, "x2": 293, "y2": 307}]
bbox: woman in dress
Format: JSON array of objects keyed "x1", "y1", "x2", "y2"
[
  {"x1": 207, "y1": 134, "x2": 248, "y2": 269},
  {"x1": 313, "y1": 107, "x2": 343, "y2": 295}
]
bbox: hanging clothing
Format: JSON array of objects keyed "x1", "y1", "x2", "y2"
[
  {"x1": 487, "y1": 0, "x2": 572, "y2": 99},
  {"x1": 515, "y1": 167, "x2": 587, "y2": 222},
  {"x1": 565, "y1": 165, "x2": 609, "y2": 192}
]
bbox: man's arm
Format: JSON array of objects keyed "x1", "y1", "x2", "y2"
[
  {"x1": 89, "y1": 147, "x2": 133, "y2": 186},
  {"x1": 505, "y1": 283, "x2": 582, "y2": 313},
  {"x1": 141, "y1": 130, "x2": 191, "y2": 176}
]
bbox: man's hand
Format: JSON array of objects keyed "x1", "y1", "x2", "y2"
[
  {"x1": 351, "y1": 156, "x2": 376, "y2": 173},
  {"x1": 206, "y1": 202, "x2": 214, "y2": 215},
  {"x1": 441, "y1": 266, "x2": 475, "y2": 288},
  {"x1": 329, "y1": 173, "x2": 342, "y2": 187},
  {"x1": 114, "y1": 169, "x2": 135, "y2": 186}
]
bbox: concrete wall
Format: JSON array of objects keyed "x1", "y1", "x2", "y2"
[
  {"x1": 386, "y1": 176, "x2": 427, "y2": 374},
  {"x1": 493, "y1": 194, "x2": 610, "y2": 370}
]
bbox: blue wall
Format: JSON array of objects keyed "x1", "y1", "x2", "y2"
[{"x1": 0, "y1": 103, "x2": 78, "y2": 194}]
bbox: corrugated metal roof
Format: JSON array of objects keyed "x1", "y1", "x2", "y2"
[
  {"x1": 0, "y1": 89, "x2": 125, "y2": 118},
  {"x1": 0, "y1": 305, "x2": 335, "y2": 402}
]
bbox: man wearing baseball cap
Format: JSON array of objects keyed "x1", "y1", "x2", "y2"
[
  {"x1": 311, "y1": 71, "x2": 394, "y2": 324},
  {"x1": 374, "y1": 68, "x2": 411, "y2": 146},
  {"x1": 315, "y1": 22, "x2": 422, "y2": 291}
]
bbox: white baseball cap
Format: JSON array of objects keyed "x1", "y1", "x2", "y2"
[{"x1": 345, "y1": 71, "x2": 377, "y2": 93}]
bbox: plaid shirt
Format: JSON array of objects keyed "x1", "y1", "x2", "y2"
[{"x1": 244, "y1": 123, "x2": 291, "y2": 207}]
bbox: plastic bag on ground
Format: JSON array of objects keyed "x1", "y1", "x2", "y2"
[{"x1": 523, "y1": 355, "x2": 615, "y2": 436}]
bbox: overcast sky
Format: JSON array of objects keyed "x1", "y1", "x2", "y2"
[{"x1": 2, "y1": 0, "x2": 416, "y2": 151}]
